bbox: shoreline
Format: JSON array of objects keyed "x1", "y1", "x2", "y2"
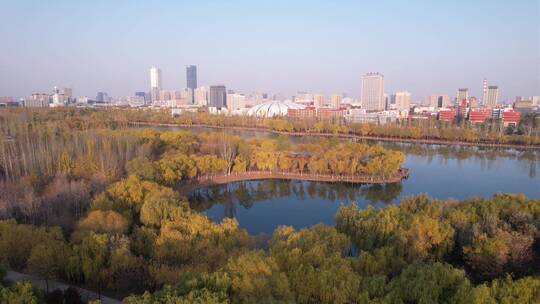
[
  {"x1": 177, "y1": 169, "x2": 409, "y2": 193},
  {"x1": 129, "y1": 121, "x2": 540, "y2": 150}
]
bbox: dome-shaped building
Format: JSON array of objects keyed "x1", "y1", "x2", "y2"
[{"x1": 247, "y1": 100, "x2": 305, "y2": 118}]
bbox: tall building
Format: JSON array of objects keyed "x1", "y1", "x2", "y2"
[
  {"x1": 485, "y1": 86, "x2": 499, "y2": 108},
  {"x1": 209, "y1": 85, "x2": 227, "y2": 108},
  {"x1": 394, "y1": 91, "x2": 411, "y2": 111},
  {"x1": 195, "y1": 86, "x2": 209, "y2": 106},
  {"x1": 482, "y1": 79, "x2": 488, "y2": 105},
  {"x1": 150, "y1": 67, "x2": 162, "y2": 102},
  {"x1": 186, "y1": 65, "x2": 197, "y2": 90},
  {"x1": 457, "y1": 88, "x2": 469, "y2": 104},
  {"x1": 186, "y1": 65, "x2": 197, "y2": 104},
  {"x1": 314, "y1": 94, "x2": 325, "y2": 108},
  {"x1": 429, "y1": 94, "x2": 451, "y2": 108},
  {"x1": 361, "y1": 72, "x2": 385, "y2": 111},
  {"x1": 331, "y1": 95, "x2": 342, "y2": 109}
]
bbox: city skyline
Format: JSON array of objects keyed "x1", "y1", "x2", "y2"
[{"x1": 1, "y1": 1, "x2": 539, "y2": 99}]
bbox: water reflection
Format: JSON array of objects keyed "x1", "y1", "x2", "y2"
[{"x1": 189, "y1": 180, "x2": 403, "y2": 219}]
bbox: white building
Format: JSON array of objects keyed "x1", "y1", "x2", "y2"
[
  {"x1": 531, "y1": 96, "x2": 540, "y2": 107},
  {"x1": 194, "y1": 86, "x2": 208, "y2": 106},
  {"x1": 247, "y1": 100, "x2": 304, "y2": 118},
  {"x1": 227, "y1": 92, "x2": 246, "y2": 110},
  {"x1": 345, "y1": 108, "x2": 401, "y2": 124},
  {"x1": 394, "y1": 91, "x2": 411, "y2": 111},
  {"x1": 361, "y1": 72, "x2": 385, "y2": 111},
  {"x1": 180, "y1": 88, "x2": 193, "y2": 104},
  {"x1": 150, "y1": 67, "x2": 162, "y2": 102}
]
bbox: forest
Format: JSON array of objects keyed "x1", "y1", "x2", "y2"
[{"x1": 1, "y1": 108, "x2": 539, "y2": 303}]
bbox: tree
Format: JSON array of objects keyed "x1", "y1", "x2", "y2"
[
  {"x1": 226, "y1": 251, "x2": 292, "y2": 303},
  {"x1": 385, "y1": 263, "x2": 473, "y2": 304},
  {"x1": 0, "y1": 282, "x2": 41, "y2": 304},
  {"x1": 26, "y1": 241, "x2": 70, "y2": 292},
  {"x1": 72, "y1": 210, "x2": 128, "y2": 242}
]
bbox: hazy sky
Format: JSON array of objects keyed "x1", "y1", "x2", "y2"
[{"x1": 1, "y1": 0, "x2": 539, "y2": 101}]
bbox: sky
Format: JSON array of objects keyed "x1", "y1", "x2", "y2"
[{"x1": 1, "y1": 0, "x2": 539, "y2": 101}]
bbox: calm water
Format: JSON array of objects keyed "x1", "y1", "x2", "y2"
[{"x1": 150, "y1": 126, "x2": 540, "y2": 234}]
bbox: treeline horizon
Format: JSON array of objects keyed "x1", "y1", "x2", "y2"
[{"x1": 123, "y1": 108, "x2": 540, "y2": 146}]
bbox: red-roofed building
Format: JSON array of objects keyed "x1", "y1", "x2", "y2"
[
  {"x1": 438, "y1": 110, "x2": 456, "y2": 122},
  {"x1": 502, "y1": 111, "x2": 521, "y2": 127},
  {"x1": 469, "y1": 110, "x2": 490, "y2": 124}
]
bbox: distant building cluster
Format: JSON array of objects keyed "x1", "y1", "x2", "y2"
[{"x1": 6, "y1": 67, "x2": 538, "y2": 127}]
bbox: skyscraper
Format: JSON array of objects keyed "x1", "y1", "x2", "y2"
[
  {"x1": 209, "y1": 85, "x2": 227, "y2": 108},
  {"x1": 485, "y1": 86, "x2": 499, "y2": 108},
  {"x1": 361, "y1": 73, "x2": 385, "y2": 111},
  {"x1": 457, "y1": 88, "x2": 469, "y2": 104},
  {"x1": 186, "y1": 65, "x2": 197, "y2": 90},
  {"x1": 150, "y1": 67, "x2": 162, "y2": 102},
  {"x1": 394, "y1": 91, "x2": 411, "y2": 111}
]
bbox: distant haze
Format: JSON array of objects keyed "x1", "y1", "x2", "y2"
[{"x1": 1, "y1": 0, "x2": 539, "y2": 100}]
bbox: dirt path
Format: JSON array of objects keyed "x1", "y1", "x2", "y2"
[{"x1": 5, "y1": 271, "x2": 121, "y2": 304}]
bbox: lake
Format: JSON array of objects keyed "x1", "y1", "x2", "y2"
[{"x1": 150, "y1": 126, "x2": 540, "y2": 234}]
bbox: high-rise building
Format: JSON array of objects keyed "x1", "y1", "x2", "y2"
[
  {"x1": 331, "y1": 95, "x2": 342, "y2": 109},
  {"x1": 361, "y1": 72, "x2": 385, "y2": 111},
  {"x1": 485, "y1": 86, "x2": 499, "y2": 108},
  {"x1": 482, "y1": 79, "x2": 488, "y2": 105},
  {"x1": 150, "y1": 67, "x2": 162, "y2": 102},
  {"x1": 186, "y1": 65, "x2": 197, "y2": 90},
  {"x1": 394, "y1": 91, "x2": 411, "y2": 111},
  {"x1": 195, "y1": 86, "x2": 209, "y2": 106},
  {"x1": 314, "y1": 94, "x2": 325, "y2": 108},
  {"x1": 457, "y1": 88, "x2": 469, "y2": 104},
  {"x1": 209, "y1": 85, "x2": 227, "y2": 108},
  {"x1": 429, "y1": 94, "x2": 451, "y2": 108}
]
